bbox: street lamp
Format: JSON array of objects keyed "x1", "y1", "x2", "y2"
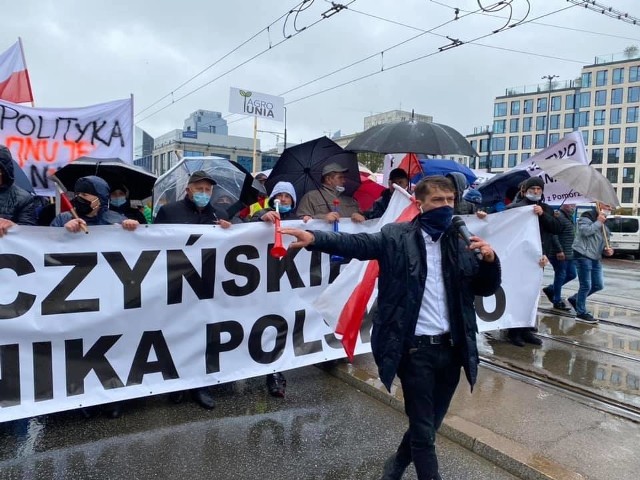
[{"x1": 542, "y1": 74, "x2": 559, "y2": 147}]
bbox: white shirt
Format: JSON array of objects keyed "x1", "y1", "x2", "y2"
[{"x1": 414, "y1": 231, "x2": 451, "y2": 336}]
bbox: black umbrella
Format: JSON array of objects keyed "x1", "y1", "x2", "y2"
[
  {"x1": 476, "y1": 169, "x2": 531, "y2": 205},
  {"x1": 264, "y1": 137, "x2": 361, "y2": 204},
  {"x1": 345, "y1": 119, "x2": 478, "y2": 157},
  {"x1": 50, "y1": 157, "x2": 157, "y2": 200}
]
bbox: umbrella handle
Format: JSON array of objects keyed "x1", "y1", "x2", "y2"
[{"x1": 595, "y1": 202, "x2": 611, "y2": 249}]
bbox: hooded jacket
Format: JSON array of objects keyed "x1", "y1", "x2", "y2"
[
  {"x1": 252, "y1": 181, "x2": 297, "y2": 221},
  {"x1": 0, "y1": 146, "x2": 37, "y2": 225},
  {"x1": 50, "y1": 176, "x2": 126, "y2": 226},
  {"x1": 308, "y1": 218, "x2": 501, "y2": 391},
  {"x1": 572, "y1": 210, "x2": 610, "y2": 260},
  {"x1": 446, "y1": 172, "x2": 475, "y2": 215}
]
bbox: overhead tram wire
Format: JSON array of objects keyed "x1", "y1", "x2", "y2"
[
  {"x1": 284, "y1": 2, "x2": 580, "y2": 106},
  {"x1": 135, "y1": 0, "x2": 355, "y2": 125},
  {"x1": 566, "y1": 0, "x2": 640, "y2": 26}
]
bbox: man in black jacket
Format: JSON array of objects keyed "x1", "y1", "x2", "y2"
[
  {"x1": 282, "y1": 176, "x2": 501, "y2": 480},
  {"x1": 0, "y1": 145, "x2": 36, "y2": 237},
  {"x1": 363, "y1": 168, "x2": 409, "y2": 220}
]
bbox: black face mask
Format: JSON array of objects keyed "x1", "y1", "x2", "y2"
[{"x1": 72, "y1": 196, "x2": 95, "y2": 216}]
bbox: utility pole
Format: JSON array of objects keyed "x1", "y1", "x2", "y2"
[
  {"x1": 542, "y1": 74, "x2": 559, "y2": 147},
  {"x1": 485, "y1": 126, "x2": 493, "y2": 173}
]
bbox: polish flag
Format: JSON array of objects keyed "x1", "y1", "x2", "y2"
[
  {"x1": 313, "y1": 187, "x2": 418, "y2": 360},
  {"x1": 0, "y1": 40, "x2": 34, "y2": 104},
  {"x1": 397, "y1": 153, "x2": 423, "y2": 178}
]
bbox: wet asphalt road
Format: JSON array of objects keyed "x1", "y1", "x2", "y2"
[{"x1": 0, "y1": 366, "x2": 517, "y2": 480}]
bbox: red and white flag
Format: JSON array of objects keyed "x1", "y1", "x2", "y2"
[
  {"x1": 0, "y1": 40, "x2": 34, "y2": 104},
  {"x1": 313, "y1": 187, "x2": 419, "y2": 360}
]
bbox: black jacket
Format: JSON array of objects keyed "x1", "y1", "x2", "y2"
[
  {"x1": 154, "y1": 197, "x2": 230, "y2": 225},
  {"x1": 0, "y1": 151, "x2": 36, "y2": 225},
  {"x1": 363, "y1": 188, "x2": 392, "y2": 220},
  {"x1": 110, "y1": 201, "x2": 148, "y2": 224},
  {"x1": 506, "y1": 197, "x2": 561, "y2": 255},
  {"x1": 549, "y1": 209, "x2": 575, "y2": 259},
  {"x1": 309, "y1": 218, "x2": 502, "y2": 391}
]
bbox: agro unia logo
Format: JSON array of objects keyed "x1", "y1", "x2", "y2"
[{"x1": 239, "y1": 90, "x2": 275, "y2": 118}]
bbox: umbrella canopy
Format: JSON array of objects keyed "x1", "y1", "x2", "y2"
[
  {"x1": 353, "y1": 172, "x2": 385, "y2": 211},
  {"x1": 50, "y1": 157, "x2": 157, "y2": 200},
  {"x1": 11, "y1": 159, "x2": 34, "y2": 194},
  {"x1": 413, "y1": 157, "x2": 477, "y2": 185},
  {"x1": 264, "y1": 136, "x2": 361, "y2": 203},
  {"x1": 476, "y1": 169, "x2": 531, "y2": 206},
  {"x1": 345, "y1": 120, "x2": 478, "y2": 157},
  {"x1": 542, "y1": 158, "x2": 620, "y2": 207},
  {"x1": 152, "y1": 156, "x2": 265, "y2": 217}
]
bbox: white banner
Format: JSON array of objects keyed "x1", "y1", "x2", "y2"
[
  {"x1": 229, "y1": 87, "x2": 284, "y2": 122},
  {"x1": 0, "y1": 208, "x2": 540, "y2": 421},
  {"x1": 0, "y1": 98, "x2": 133, "y2": 196}
]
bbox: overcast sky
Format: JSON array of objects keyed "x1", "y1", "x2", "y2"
[{"x1": 4, "y1": 0, "x2": 640, "y2": 150}]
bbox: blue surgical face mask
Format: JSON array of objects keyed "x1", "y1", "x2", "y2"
[
  {"x1": 279, "y1": 204, "x2": 292, "y2": 214},
  {"x1": 192, "y1": 192, "x2": 211, "y2": 208},
  {"x1": 110, "y1": 197, "x2": 126, "y2": 207}
]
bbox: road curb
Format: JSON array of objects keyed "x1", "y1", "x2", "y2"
[{"x1": 320, "y1": 362, "x2": 585, "y2": 480}]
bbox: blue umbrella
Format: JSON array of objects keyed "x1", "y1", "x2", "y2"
[{"x1": 411, "y1": 158, "x2": 477, "y2": 185}]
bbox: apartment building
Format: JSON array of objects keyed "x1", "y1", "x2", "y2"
[{"x1": 467, "y1": 51, "x2": 640, "y2": 213}]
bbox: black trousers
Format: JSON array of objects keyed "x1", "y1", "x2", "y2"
[{"x1": 395, "y1": 335, "x2": 462, "y2": 479}]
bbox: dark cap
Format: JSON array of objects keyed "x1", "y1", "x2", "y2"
[
  {"x1": 524, "y1": 176, "x2": 544, "y2": 191},
  {"x1": 188, "y1": 170, "x2": 216, "y2": 185},
  {"x1": 321, "y1": 162, "x2": 348, "y2": 177},
  {"x1": 74, "y1": 177, "x2": 99, "y2": 196}
]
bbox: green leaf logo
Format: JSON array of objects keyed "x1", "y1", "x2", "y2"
[{"x1": 240, "y1": 90, "x2": 252, "y2": 110}]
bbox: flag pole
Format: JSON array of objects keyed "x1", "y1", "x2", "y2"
[{"x1": 17, "y1": 37, "x2": 35, "y2": 107}]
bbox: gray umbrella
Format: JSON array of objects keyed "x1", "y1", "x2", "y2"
[{"x1": 345, "y1": 119, "x2": 478, "y2": 157}]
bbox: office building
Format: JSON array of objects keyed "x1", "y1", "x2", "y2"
[{"x1": 363, "y1": 110, "x2": 433, "y2": 129}]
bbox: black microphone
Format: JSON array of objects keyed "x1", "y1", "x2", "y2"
[{"x1": 452, "y1": 216, "x2": 483, "y2": 261}]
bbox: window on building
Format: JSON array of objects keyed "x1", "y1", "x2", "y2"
[
  {"x1": 549, "y1": 133, "x2": 560, "y2": 144},
  {"x1": 509, "y1": 118, "x2": 519, "y2": 133},
  {"x1": 577, "y1": 111, "x2": 590, "y2": 127},
  {"x1": 521, "y1": 135, "x2": 532, "y2": 149},
  {"x1": 470, "y1": 140, "x2": 477, "y2": 151},
  {"x1": 606, "y1": 167, "x2": 618, "y2": 182},
  {"x1": 565, "y1": 93, "x2": 575, "y2": 109},
  {"x1": 630, "y1": 66, "x2": 640, "y2": 82},
  {"x1": 623, "y1": 167, "x2": 635, "y2": 183},
  {"x1": 550, "y1": 95, "x2": 561, "y2": 111},
  {"x1": 629, "y1": 86, "x2": 640, "y2": 103},
  {"x1": 508, "y1": 153, "x2": 518, "y2": 167},
  {"x1": 491, "y1": 136, "x2": 506, "y2": 151},
  {"x1": 564, "y1": 113, "x2": 574, "y2": 129},
  {"x1": 621, "y1": 187, "x2": 634, "y2": 203},
  {"x1": 549, "y1": 114, "x2": 560, "y2": 130},
  {"x1": 537, "y1": 97, "x2": 547, "y2": 113},
  {"x1": 608, "y1": 149, "x2": 620, "y2": 164},
  {"x1": 591, "y1": 148, "x2": 603, "y2": 164},
  {"x1": 509, "y1": 136, "x2": 518, "y2": 150},
  {"x1": 579, "y1": 92, "x2": 591, "y2": 108},
  {"x1": 522, "y1": 152, "x2": 531, "y2": 161},
  {"x1": 595, "y1": 90, "x2": 607, "y2": 106},
  {"x1": 479, "y1": 138, "x2": 489, "y2": 152},
  {"x1": 610, "y1": 108, "x2": 622, "y2": 124},
  {"x1": 624, "y1": 146, "x2": 637, "y2": 163},
  {"x1": 613, "y1": 67, "x2": 624, "y2": 84},
  {"x1": 611, "y1": 88, "x2": 623, "y2": 104},
  {"x1": 478, "y1": 156, "x2": 488, "y2": 169},
  {"x1": 536, "y1": 115, "x2": 547, "y2": 131},
  {"x1": 627, "y1": 106, "x2": 639, "y2": 123},
  {"x1": 609, "y1": 128, "x2": 621, "y2": 144},
  {"x1": 523, "y1": 99, "x2": 533, "y2": 114},
  {"x1": 494, "y1": 102, "x2": 508, "y2": 117},
  {"x1": 493, "y1": 119, "x2": 506, "y2": 133},
  {"x1": 581, "y1": 71, "x2": 592, "y2": 87},
  {"x1": 490, "y1": 154, "x2": 505, "y2": 169},
  {"x1": 596, "y1": 69, "x2": 608, "y2": 86},
  {"x1": 523, "y1": 117, "x2": 532, "y2": 132},
  {"x1": 535, "y1": 134, "x2": 546, "y2": 149},
  {"x1": 593, "y1": 129, "x2": 605, "y2": 145},
  {"x1": 626, "y1": 126, "x2": 638, "y2": 143},
  {"x1": 582, "y1": 130, "x2": 589, "y2": 146},
  {"x1": 594, "y1": 110, "x2": 606, "y2": 126},
  {"x1": 510, "y1": 100, "x2": 520, "y2": 115}
]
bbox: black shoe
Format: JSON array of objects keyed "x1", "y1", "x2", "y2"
[
  {"x1": 553, "y1": 301, "x2": 571, "y2": 311},
  {"x1": 567, "y1": 296, "x2": 577, "y2": 311},
  {"x1": 507, "y1": 330, "x2": 525, "y2": 347},
  {"x1": 192, "y1": 388, "x2": 216, "y2": 410},
  {"x1": 521, "y1": 330, "x2": 543, "y2": 345},
  {"x1": 381, "y1": 453, "x2": 410, "y2": 480},
  {"x1": 576, "y1": 312, "x2": 598, "y2": 324},
  {"x1": 266, "y1": 373, "x2": 287, "y2": 398},
  {"x1": 169, "y1": 391, "x2": 185, "y2": 404},
  {"x1": 542, "y1": 286, "x2": 554, "y2": 303}
]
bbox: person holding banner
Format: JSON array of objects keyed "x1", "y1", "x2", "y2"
[
  {"x1": 362, "y1": 168, "x2": 409, "y2": 220},
  {"x1": 0, "y1": 145, "x2": 36, "y2": 237},
  {"x1": 282, "y1": 176, "x2": 501, "y2": 480},
  {"x1": 109, "y1": 184, "x2": 148, "y2": 224}
]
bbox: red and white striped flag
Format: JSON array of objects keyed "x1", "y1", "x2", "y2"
[
  {"x1": 313, "y1": 187, "x2": 419, "y2": 360},
  {"x1": 0, "y1": 40, "x2": 34, "y2": 104}
]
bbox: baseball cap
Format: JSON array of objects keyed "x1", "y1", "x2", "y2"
[
  {"x1": 321, "y1": 162, "x2": 348, "y2": 177},
  {"x1": 188, "y1": 170, "x2": 217, "y2": 185}
]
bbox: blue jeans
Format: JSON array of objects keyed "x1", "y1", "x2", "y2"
[
  {"x1": 571, "y1": 252, "x2": 604, "y2": 315},
  {"x1": 395, "y1": 336, "x2": 462, "y2": 479},
  {"x1": 547, "y1": 256, "x2": 577, "y2": 303}
]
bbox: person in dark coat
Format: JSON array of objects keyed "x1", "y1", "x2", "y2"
[
  {"x1": 505, "y1": 176, "x2": 562, "y2": 346},
  {"x1": 363, "y1": 168, "x2": 409, "y2": 220},
  {"x1": 109, "y1": 184, "x2": 148, "y2": 224},
  {"x1": 153, "y1": 170, "x2": 231, "y2": 410},
  {"x1": 0, "y1": 145, "x2": 36, "y2": 237},
  {"x1": 282, "y1": 176, "x2": 501, "y2": 480}
]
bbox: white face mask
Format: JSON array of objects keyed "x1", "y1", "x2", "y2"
[
  {"x1": 335, "y1": 185, "x2": 345, "y2": 193},
  {"x1": 525, "y1": 193, "x2": 542, "y2": 202},
  {"x1": 601, "y1": 210, "x2": 611, "y2": 217}
]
